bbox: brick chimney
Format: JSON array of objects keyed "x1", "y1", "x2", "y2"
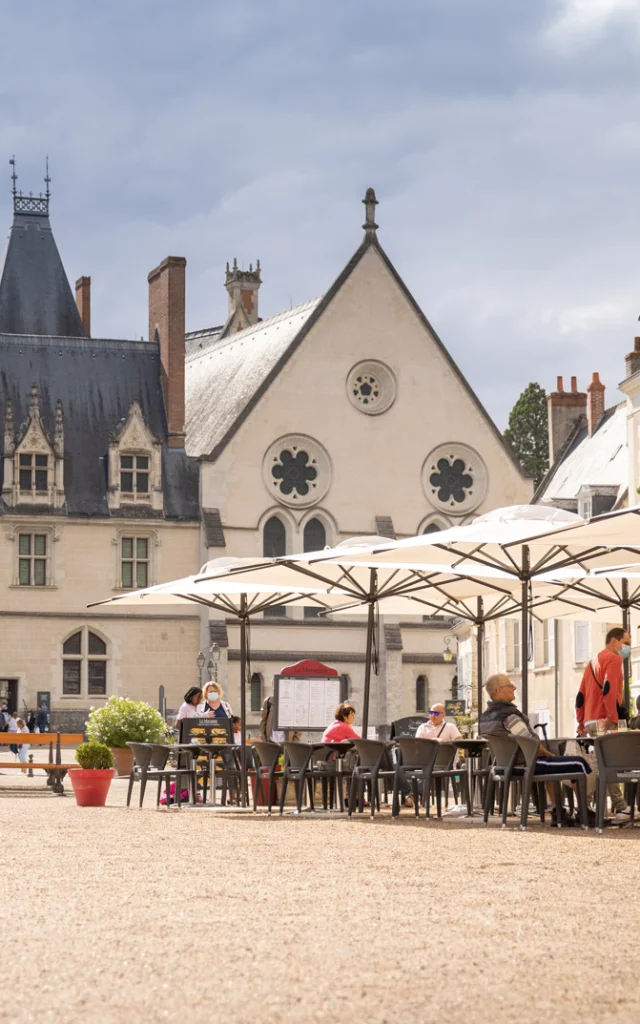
[
  {"x1": 75, "y1": 276, "x2": 91, "y2": 337},
  {"x1": 587, "y1": 372, "x2": 605, "y2": 436},
  {"x1": 148, "y1": 256, "x2": 186, "y2": 448},
  {"x1": 626, "y1": 337, "x2": 640, "y2": 379},
  {"x1": 547, "y1": 375, "x2": 587, "y2": 466},
  {"x1": 225, "y1": 258, "x2": 261, "y2": 327}
]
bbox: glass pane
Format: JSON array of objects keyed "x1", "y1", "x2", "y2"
[
  {"x1": 18, "y1": 535, "x2": 30, "y2": 555},
  {"x1": 135, "y1": 473, "x2": 149, "y2": 492},
  {"x1": 136, "y1": 456, "x2": 149, "y2": 469},
  {"x1": 136, "y1": 562, "x2": 148, "y2": 588},
  {"x1": 264, "y1": 605, "x2": 286, "y2": 618},
  {"x1": 35, "y1": 454, "x2": 48, "y2": 467},
  {"x1": 88, "y1": 632, "x2": 106, "y2": 655},
  {"x1": 34, "y1": 535, "x2": 47, "y2": 556},
  {"x1": 122, "y1": 562, "x2": 133, "y2": 588},
  {"x1": 121, "y1": 538, "x2": 133, "y2": 558},
  {"x1": 34, "y1": 560, "x2": 46, "y2": 586},
  {"x1": 63, "y1": 631, "x2": 82, "y2": 655},
  {"x1": 304, "y1": 606, "x2": 322, "y2": 618},
  {"x1": 19, "y1": 469, "x2": 32, "y2": 490},
  {"x1": 120, "y1": 455, "x2": 133, "y2": 469},
  {"x1": 263, "y1": 517, "x2": 286, "y2": 558},
  {"x1": 18, "y1": 559, "x2": 30, "y2": 586},
  {"x1": 35, "y1": 470, "x2": 48, "y2": 491},
  {"x1": 88, "y1": 661, "x2": 106, "y2": 696},
  {"x1": 250, "y1": 674, "x2": 262, "y2": 712},
  {"x1": 303, "y1": 518, "x2": 326, "y2": 553},
  {"x1": 136, "y1": 538, "x2": 148, "y2": 559},
  {"x1": 120, "y1": 472, "x2": 133, "y2": 492},
  {"x1": 62, "y1": 661, "x2": 81, "y2": 695},
  {"x1": 19, "y1": 454, "x2": 32, "y2": 467}
]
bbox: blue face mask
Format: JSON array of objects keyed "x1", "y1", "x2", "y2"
[{"x1": 620, "y1": 644, "x2": 631, "y2": 660}]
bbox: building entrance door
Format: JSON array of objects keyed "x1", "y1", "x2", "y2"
[{"x1": 0, "y1": 679, "x2": 18, "y2": 713}]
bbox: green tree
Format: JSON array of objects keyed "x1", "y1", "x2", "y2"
[{"x1": 503, "y1": 382, "x2": 549, "y2": 488}]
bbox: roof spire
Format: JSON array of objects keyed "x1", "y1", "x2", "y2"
[
  {"x1": 362, "y1": 187, "x2": 378, "y2": 237},
  {"x1": 9, "y1": 156, "x2": 50, "y2": 216},
  {"x1": 9, "y1": 156, "x2": 17, "y2": 198},
  {"x1": 44, "y1": 156, "x2": 51, "y2": 202}
]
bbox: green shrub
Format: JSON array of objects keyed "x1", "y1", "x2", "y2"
[
  {"x1": 75, "y1": 741, "x2": 114, "y2": 770},
  {"x1": 86, "y1": 696, "x2": 167, "y2": 749}
]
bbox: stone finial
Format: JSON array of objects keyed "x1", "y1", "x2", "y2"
[
  {"x1": 28, "y1": 383, "x2": 39, "y2": 418},
  {"x1": 362, "y1": 187, "x2": 379, "y2": 236},
  {"x1": 54, "y1": 400, "x2": 64, "y2": 457},
  {"x1": 3, "y1": 401, "x2": 14, "y2": 456}
]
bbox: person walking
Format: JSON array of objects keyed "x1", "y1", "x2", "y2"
[
  {"x1": 7, "y1": 712, "x2": 19, "y2": 756},
  {"x1": 15, "y1": 718, "x2": 30, "y2": 773},
  {"x1": 575, "y1": 626, "x2": 632, "y2": 821},
  {"x1": 36, "y1": 705, "x2": 48, "y2": 733}
]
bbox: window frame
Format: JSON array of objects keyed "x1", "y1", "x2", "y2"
[
  {"x1": 17, "y1": 532, "x2": 48, "y2": 587},
  {"x1": 263, "y1": 515, "x2": 287, "y2": 618},
  {"x1": 416, "y1": 674, "x2": 428, "y2": 712},
  {"x1": 119, "y1": 452, "x2": 151, "y2": 499},
  {"x1": 113, "y1": 529, "x2": 156, "y2": 591},
  {"x1": 61, "y1": 627, "x2": 109, "y2": 698},
  {"x1": 120, "y1": 535, "x2": 150, "y2": 590},
  {"x1": 10, "y1": 525, "x2": 57, "y2": 588},
  {"x1": 18, "y1": 452, "x2": 49, "y2": 495}
]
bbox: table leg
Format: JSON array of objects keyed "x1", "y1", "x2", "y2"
[
  {"x1": 466, "y1": 756, "x2": 477, "y2": 818},
  {"x1": 210, "y1": 756, "x2": 216, "y2": 806}
]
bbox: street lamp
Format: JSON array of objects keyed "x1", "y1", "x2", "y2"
[
  {"x1": 196, "y1": 651, "x2": 206, "y2": 684},
  {"x1": 442, "y1": 635, "x2": 455, "y2": 663},
  {"x1": 209, "y1": 642, "x2": 220, "y2": 682}
]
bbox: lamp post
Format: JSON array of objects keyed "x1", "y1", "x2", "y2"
[
  {"x1": 208, "y1": 642, "x2": 220, "y2": 682},
  {"x1": 196, "y1": 651, "x2": 205, "y2": 685}
]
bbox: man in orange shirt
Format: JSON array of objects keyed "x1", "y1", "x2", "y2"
[{"x1": 576, "y1": 626, "x2": 631, "y2": 821}]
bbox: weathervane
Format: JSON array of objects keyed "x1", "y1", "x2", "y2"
[{"x1": 9, "y1": 156, "x2": 17, "y2": 198}]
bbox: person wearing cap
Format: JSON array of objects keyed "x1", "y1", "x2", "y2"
[{"x1": 415, "y1": 704, "x2": 462, "y2": 742}]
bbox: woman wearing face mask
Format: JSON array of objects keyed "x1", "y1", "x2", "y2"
[
  {"x1": 200, "y1": 682, "x2": 233, "y2": 720},
  {"x1": 176, "y1": 687, "x2": 213, "y2": 723}
]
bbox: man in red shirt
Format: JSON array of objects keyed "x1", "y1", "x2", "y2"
[{"x1": 576, "y1": 626, "x2": 632, "y2": 820}]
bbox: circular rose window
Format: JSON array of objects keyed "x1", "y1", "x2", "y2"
[
  {"x1": 262, "y1": 435, "x2": 331, "y2": 508},
  {"x1": 346, "y1": 360, "x2": 396, "y2": 415},
  {"x1": 422, "y1": 444, "x2": 487, "y2": 515}
]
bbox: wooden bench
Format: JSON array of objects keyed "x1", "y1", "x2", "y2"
[{"x1": 0, "y1": 733, "x2": 83, "y2": 794}]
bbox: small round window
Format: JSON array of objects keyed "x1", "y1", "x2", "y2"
[
  {"x1": 422, "y1": 444, "x2": 488, "y2": 516},
  {"x1": 346, "y1": 360, "x2": 396, "y2": 416},
  {"x1": 262, "y1": 434, "x2": 332, "y2": 509}
]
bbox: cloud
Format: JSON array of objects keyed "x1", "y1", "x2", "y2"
[{"x1": 547, "y1": 0, "x2": 640, "y2": 47}]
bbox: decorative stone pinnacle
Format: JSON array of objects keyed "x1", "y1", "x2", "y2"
[{"x1": 362, "y1": 187, "x2": 379, "y2": 235}]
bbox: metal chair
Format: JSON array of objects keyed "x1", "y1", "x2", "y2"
[
  {"x1": 348, "y1": 740, "x2": 395, "y2": 818},
  {"x1": 279, "y1": 742, "x2": 317, "y2": 814},
  {"x1": 515, "y1": 735, "x2": 588, "y2": 830},
  {"x1": 310, "y1": 744, "x2": 347, "y2": 811},
  {"x1": 148, "y1": 744, "x2": 197, "y2": 808},
  {"x1": 483, "y1": 734, "x2": 519, "y2": 826},
  {"x1": 392, "y1": 738, "x2": 439, "y2": 818},
  {"x1": 432, "y1": 742, "x2": 471, "y2": 817},
  {"x1": 126, "y1": 742, "x2": 154, "y2": 808},
  {"x1": 250, "y1": 742, "x2": 282, "y2": 813},
  {"x1": 593, "y1": 732, "x2": 640, "y2": 833}
]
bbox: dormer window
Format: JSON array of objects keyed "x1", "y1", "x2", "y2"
[
  {"x1": 19, "y1": 453, "x2": 49, "y2": 493},
  {"x1": 120, "y1": 454, "x2": 150, "y2": 497}
]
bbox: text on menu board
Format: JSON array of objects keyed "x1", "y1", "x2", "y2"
[{"x1": 276, "y1": 676, "x2": 343, "y2": 730}]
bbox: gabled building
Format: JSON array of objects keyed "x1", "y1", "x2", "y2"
[{"x1": 0, "y1": 173, "x2": 200, "y2": 724}]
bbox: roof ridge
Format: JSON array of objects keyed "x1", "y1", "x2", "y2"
[{"x1": 185, "y1": 295, "x2": 322, "y2": 364}]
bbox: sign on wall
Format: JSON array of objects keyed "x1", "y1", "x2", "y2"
[
  {"x1": 36, "y1": 691, "x2": 51, "y2": 712},
  {"x1": 445, "y1": 699, "x2": 466, "y2": 717}
]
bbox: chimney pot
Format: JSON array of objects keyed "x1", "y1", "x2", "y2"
[
  {"x1": 75, "y1": 276, "x2": 91, "y2": 337},
  {"x1": 148, "y1": 256, "x2": 186, "y2": 448},
  {"x1": 556, "y1": 375, "x2": 564, "y2": 393},
  {"x1": 625, "y1": 338, "x2": 640, "y2": 379},
  {"x1": 547, "y1": 377, "x2": 587, "y2": 466},
  {"x1": 571, "y1": 376, "x2": 578, "y2": 393}
]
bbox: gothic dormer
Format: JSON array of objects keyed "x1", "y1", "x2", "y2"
[
  {"x1": 2, "y1": 384, "x2": 65, "y2": 508},
  {"x1": 107, "y1": 400, "x2": 163, "y2": 512}
]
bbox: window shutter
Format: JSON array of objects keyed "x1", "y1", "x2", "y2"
[{"x1": 574, "y1": 621, "x2": 590, "y2": 665}]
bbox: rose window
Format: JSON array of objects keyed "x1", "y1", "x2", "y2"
[
  {"x1": 422, "y1": 444, "x2": 488, "y2": 515},
  {"x1": 346, "y1": 361, "x2": 396, "y2": 415},
  {"x1": 263, "y1": 435, "x2": 331, "y2": 508}
]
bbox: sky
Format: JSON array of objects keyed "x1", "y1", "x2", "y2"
[{"x1": 1, "y1": 0, "x2": 640, "y2": 428}]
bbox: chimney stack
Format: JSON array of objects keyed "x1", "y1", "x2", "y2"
[
  {"x1": 587, "y1": 372, "x2": 606, "y2": 436},
  {"x1": 626, "y1": 337, "x2": 640, "y2": 379},
  {"x1": 547, "y1": 375, "x2": 587, "y2": 466},
  {"x1": 148, "y1": 256, "x2": 186, "y2": 448},
  {"x1": 225, "y1": 258, "x2": 261, "y2": 328},
  {"x1": 75, "y1": 276, "x2": 91, "y2": 337}
]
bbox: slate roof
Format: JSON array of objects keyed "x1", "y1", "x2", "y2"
[
  {"x1": 384, "y1": 623, "x2": 403, "y2": 651},
  {"x1": 184, "y1": 234, "x2": 529, "y2": 480},
  {"x1": 0, "y1": 207, "x2": 86, "y2": 338},
  {"x1": 209, "y1": 620, "x2": 229, "y2": 649},
  {"x1": 375, "y1": 515, "x2": 396, "y2": 540},
  {"x1": 0, "y1": 333, "x2": 199, "y2": 520},
  {"x1": 534, "y1": 403, "x2": 627, "y2": 506},
  {"x1": 202, "y1": 507, "x2": 226, "y2": 547}
]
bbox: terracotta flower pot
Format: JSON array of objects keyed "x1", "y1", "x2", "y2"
[
  {"x1": 69, "y1": 768, "x2": 115, "y2": 807},
  {"x1": 111, "y1": 746, "x2": 134, "y2": 777}
]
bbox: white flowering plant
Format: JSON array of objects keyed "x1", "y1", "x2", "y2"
[{"x1": 86, "y1": 696, "x2": 168, "y2": 749}]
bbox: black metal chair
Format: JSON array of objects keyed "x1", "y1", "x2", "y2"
[
  {"x1": 515, "y1": 735, "x2": 588, "y2": 830},
  {"x1": 149, "y1": 743, "x2": 197, "y2": 808},
  {"x1": 310, "y1": 744, "x2": 348, "y2": 812},
  {"x1": 483, "y1": 734, "x2": 519, "y2": 826},
  {"x1": 126, "y1": 743, "x2": 154, "y2": 808},
  {"x1": 348, "y1": 740, "x2": 395, "y2": 818},
  {"x1": 279, "y1": 742, "x2": 318, "y2": 814},
  {"x1": 593, "y1": 732, "x2": 640, "y2": 833},
  {"x1": 392, "y1": 738, "x2": 439, "y2": 817},
  {"x1": 431, "y1": 742, "x2": 471, "y2": 817},
  {"x1": 250, "y1": 742, "x2": 282, "y2": 814}
]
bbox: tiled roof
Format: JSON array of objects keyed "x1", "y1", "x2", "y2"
[{"x1": 536, "y1": 403, "x2": 627, "y2": 505}]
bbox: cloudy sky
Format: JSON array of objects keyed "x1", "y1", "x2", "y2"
[{"x1": 1, "y1": 0, "x2": 640, "y2": 427}]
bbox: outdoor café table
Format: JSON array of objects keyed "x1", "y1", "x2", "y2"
[
  {"x1": 171, "y1": 742, "x2": 239, "y2": 805},
  {"x1": 453, "y1": 737, "x2": 487, "y2": 817}
]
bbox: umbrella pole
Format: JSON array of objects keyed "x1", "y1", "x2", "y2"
[
  {"x1": 361, "y1": 568, "x2": 377, "y2": 738},
  {"x1": 521, "y1": 546, "x2": 530, "y2": 716},
  {"x1": 476, "y1": 596, "x2": 484, "y2": 725},
  {"x1": 622, "y1": 579, "x2": 631, "y2": 711},
  {"x1": 239, "y1": 596, "x2": 247, "y2": 808}
]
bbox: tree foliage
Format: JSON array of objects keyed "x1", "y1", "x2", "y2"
[{"x1": 503, "y1": 382, "x2": 549, "y2": 488}]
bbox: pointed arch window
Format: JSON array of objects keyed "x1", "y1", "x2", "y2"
[
  {"x1": 303, "y1": 518, "x2": 326, "y2": 618},
  {"x1": 250, "y1": 673, "x2": 263, "y2": 712},
  {"x1": 416, "y1": 675, "x2": 428, "y2": 712},
  {"x1": 263, "y1": 516, "x2": 286, "y2": 617},
  {"x1": 62, "y1": 628, "x2": 108, "y2": 696}
]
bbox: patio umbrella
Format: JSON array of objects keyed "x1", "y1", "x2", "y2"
[{"x1": 89, "y1": 558, "x2": 343, "y2": 807}]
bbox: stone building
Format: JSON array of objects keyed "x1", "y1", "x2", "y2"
[
  {"x1": 0, "y1": 173, "x2": 200, "y2": 727},
  {"x1": 184, "y1": 189, "x2": 532, "y2": 732}
]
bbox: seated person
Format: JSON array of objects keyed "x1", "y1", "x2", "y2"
[
  {"x1": 479, "y1": 673, "x2": 592, "y2": 828},
  {"x1": 322, "y1": 703, "x2": 359, "y2": 742},
  {"x1": 416, "y1": 704, "x2": 462, "y2": 741},
  {"x1": 176, "y1": 687, "x2": 210, "y2": 722}
]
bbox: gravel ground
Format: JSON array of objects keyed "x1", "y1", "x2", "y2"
[{"x1": 2, "y1": 777, "x2": 640, "y2": 1024}]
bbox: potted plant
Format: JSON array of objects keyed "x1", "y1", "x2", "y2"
[
  {"x1": 69, "y1": 741, "x2": 115, "y2": 807},
  {"x1": 455, "y1": 715, "x2": 478, "y2": 738},
  {"x1": 86, "y1": 696, "x2": 168, "y2": 776}
]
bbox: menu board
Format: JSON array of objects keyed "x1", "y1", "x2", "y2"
[
  {"x1": 179, "y1": 718, "x2": 233, "y2": 745},
  {"x1": 274, "y1": 675, "x2": 346, "y2": 731}
]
